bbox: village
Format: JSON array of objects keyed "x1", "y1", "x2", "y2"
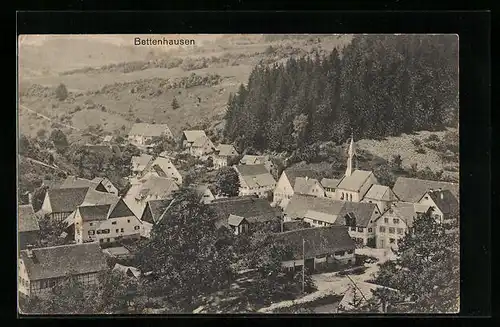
[{"x1": 18, "y1": 121, "x2": 460, "y2": 314}]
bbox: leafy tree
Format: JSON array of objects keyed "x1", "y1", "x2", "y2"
[
  {"x1": 171, "y1": 97, "x2": 180, "y2": 110},
  {"x1": 369, "y1": 213, "x2": 460, "y2": 313},
  {"x1": 31, "y1": 185, "x2": 48, "y2": 212},
  {"x1": 49, "y1": 129, "x2": 69, "y2": 152},
  {"x1": 392, "y1": 154, "x2": 403, "y2": 171},
  {"x1": 214, "y1": 166, "x2": 240, "y2": 197},
  {"x1": 36, "y1": 214, "x2": 68, "y2": 247},
  {"x1": 135, "y1": 188, "x2": 234, "y2": 311},
  {"x1": 55, "y1": 83, "x2": 68, "y2": 101}
]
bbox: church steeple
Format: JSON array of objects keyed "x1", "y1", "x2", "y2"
[{"x1": 345, "y1": 133, "x2": 354, "y2": 177}]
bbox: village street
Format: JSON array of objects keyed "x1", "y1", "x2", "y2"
[{"x1": 258, "y1": 248, "x2": 396, "y2": 313}]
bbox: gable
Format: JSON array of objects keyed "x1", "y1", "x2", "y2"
[{"x1": 109, "y1": 199, "x2": 136, "y2": 219}]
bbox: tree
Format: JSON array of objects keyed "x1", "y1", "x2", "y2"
[
  {"x1": 392, "y1": 154, "x2": 403, "y2": 171},
  {"x1": 49, "y1": 129, "x2": 69, "y2": 152},
  {"x1": 31, "y1": 185, "x2": 48, "y2": 212},
  {"x1": 171, "y1": 97, "x2": 180, "y2": 110},
  {"x1": 37, "y1": 214, "x2": 68, "y2": 247},
  {"x1": 214, "y1": 166, "x2": 240, "y2": 197},
  {"x1": 370, "y1": 213, "x2": 460, "y2": 313},
  {"x1": 55, "y1": 83, "x2": 68, "y2": 101},
  {"x1": 135, "y1": 188, "x2": 234, "y2": 310}
]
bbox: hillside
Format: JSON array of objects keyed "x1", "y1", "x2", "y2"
[{"x1": 18, "y1": 35, "x2": 353, "y2": 140}]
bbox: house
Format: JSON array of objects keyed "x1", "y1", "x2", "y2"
[
  {"x1": 273, "y1": 226, "x2": 356, "y2": 273},
  {"x1": 273, "y1": 168, "x2": 322, "y2": 207},
  {"x1": 233, "y1": 164, "x2": 276, "y2": 198},
  {"x1": 417, "y1": 189, "x2": 459, "y2": 224},
  {"x1": 18, "y1": 243, "x2": 108, "y2": 298},
  {"x1": 103, "y1": 246, "x2": 134, "y2": 260},
  {"x1": 140, "y1": 199, "x2": 173, "y2": 224},
  {"x1": 361, "y1": 184, "x2": 398, "y2": 213},
  {"x1": 336, "y1": 202, "x2": 382, "y2": 247},
  {"x1": 112, "y1": 263, "x2": 141, "y2": 279},
  {"x1": 191, "y1": 184, "x2": 215, "y2": 204},
  {"x1": 74, "y1": 198, "x2": 142, "y2": 245},
  {"x1": 336, "y1": 280, "x2": 399, "y2": 313},
  {"x1": 131, "y1": 154, "x2": 154, "y2": 176},
  {"x1": 293, "y1": 177, "x2": 325, "y2": 198},
  {"x1": 239, "y1": 155, "x2": 274, "y2": 172},
  {"x1": 60, "y1": 176, "x2": 118, "y2": 195},
  {"x1": 41, "y1": 187, "x2": 89, "y2": 222},
  {"x1": 321, "y1": 178, "x2": 340, "y2": 199},
  {"x1": 283, "y1": 194, "x2": 340, "y2": 222},
  {"x1": 144, "y1": 156, "x2": 183, "y2": 185},
  {"x1": 181, "y1": 130, "x2": 215, "y2": 157},
  {"x1": 135, "y1": 175, "x2": 179, "y2": 202},
  {"x1": 303, "y1": 209, "x2": 343, "y2": 227},
  {"x1": 213, "y1": 144, "x2": 239, "y2": 169},
  {"x1": 392, "y1": 177, "x2": 459, "y2": 203},
  {"x1": 215, "y1": 214, "x2": 250, "y2": 235},
  {"x1": 102, "y1": 135, "x2": 114, "y2": 143},
  {"x1": 209, "y1": 196, "x2": 282, "y2": 229},
  {"x1": 18, "y1": 204, "x2": 40, "y2": 250},
  {"x1": 376, "y1": 202, "x2": 432, "y2": 249},
  {"x1": 128, "y1": 123, "x2": 174, "y2": 147}
]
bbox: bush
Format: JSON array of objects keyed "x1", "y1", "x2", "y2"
[
  {"x1": 55, "y1": 83, "x2": 68, "y2": 101},
  {"x1": 411, "y1": 138, "x2": 422, "y2": 147},
  {"x1": 415, "y1": 147, "x2": 427, "y2": 154}
]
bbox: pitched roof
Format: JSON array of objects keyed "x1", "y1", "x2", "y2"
[
  {"x1": 81, "y1": 188, "x2": 120, "y2": 206},
  {"x1": 381, "y1": 202, "x2": 432, "y2": 227},
  {"x1": 20, "y1": 243, "x2": 108, "y2": 281},
  {"x1": 132, "y1": 154, "x2": 153, "y2": 171},
  {"x1": 273, "y1": 226, "x2": 356, "y2": 260},
  {"x1": 336, "y1": 202, "x2": 378, "y2": 227},
  {"x1": 46, "y1": 187, "x2": 89, "y2": 213},
  {"x1": 183, "y1": 130, "x2": 212, "y2": 147},
  {"x1": 304, "y1": 210, "x2": 339, "y2": 224},
  {"x1": 113, "y1": 263, "x2": 141, "y2": 278},
  {"x1": 227, "y1": 214, "x2": 247, "y2": 227},
  {"x1": 104, "y1": 246, "x2": 130, "y2": 257},
  {"x1": 240, "y1": 155, "x2": 269, "y2": 165},
  {"x1": 392, "y1": 177, "x2": 460, "y2": 203},
  {"x1": 108, "y1": 199, "x2": 136, "y2": 219},
  {"x1": 234, "y1": 164, "x2": 276, "y2": 188},
  {"x1": 284, "y1": 168, "x2": 322, "y2": 188},
  {"x1": 150, "y1": 157, "x2": 179, "y2": 176},
  {"x1": 284, "y1": 195, "x2": 344, "y2": 220},
  {"x1": 363, "y1": 184, "x2": 395, "y2": 201},
  {"x1": 293, "y1": 177, "x2": 323, "y2": 195},
  {"x1": 137, "y1": 176, "x2": 179, "y2": 200},
  {"x1": 425, "y1": 189, "x2": 460, "y2": 218},
  {"x1": 18, "y1": 204, "x2": 40, "y2": 233},
  {"x1": 337, "y1": 170, "x2": 374, "y2": 192},
  {"x1": 60, "y1": 176, "x2": 99, "y2": 190},
  {"x1": 216, "y1": 144, "x2": 238, "y2": 157},
  {"x1": 78, "y1": 205, "x2": 111, "y2": 222},
  {"x1": 129, "y1": 123, "x2": 172, "y2": 137},
  {"x1": 321, "y1": 178, "x2": 340, "y2": 189},
  {"x1": 209, "y1": 196, "x2": 280, "y2": 224}
]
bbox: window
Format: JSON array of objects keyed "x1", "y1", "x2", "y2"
[
  {"x1": 384, "y1": 218, "x2": 389, "y2": 224},
  {"x1": 127, "y1": 219, "x2": 130, "y2": 223},
  {"x1": 116, "y1": 229, "x2": 119, "y2": 233},
  {"x1": 341, "y1": 193, "x2": 344, "y2": 200},
  {"x1": 369, "y1": 200, "x2": 372, "y2": 203},
  {"x1": 88, "y1": 230, "x2": 95, "y2": 235},
  {"x1": 112, "y1": 221, "x2": 117, "y2": 225},
  {"x1": 424, "y1": 196, "x2": 429, "y2": 200},
  {"x1": 101, "y1": 229, "x2": 110, "y2": 234},
  {"x1": 349, "y1": 194, "x2": 353, "y2": 201},
  {"x1": 368, "y1": 228, "x2": 373, "y2": 233},
  {"x1": 397, "y1": 228, "x2": 404, "y2": 235},
  {"x1": 389, "y1": 227, "x2": 395, "y2": 234},
  {"x1": 121, "y1": 228, "x2": 124, "y2": 232},
  {"x1": 89, "y1": 223, "x2": 93, "y2": 226},
  {"x1": 96, "y1": 230, "x2": 101, "y2": 234},
  {"x1": 393, "y1": 218, "x2": 400, "y2": 224},
  {"x1": 350, "y1": 227, "x2": 356, "y2": 231},
  {"x1": 375, "y1": 211, "x2": 378, "y2": 214},
  {"x1": 134, "y1": 226, "x2": 140, "y2": 230},
  {"x1": 357, "y1": 227, "x2": 364, "y2": 232},
  {"x1": 334, "y1": 251, "x2": 344, "y2": 256},
  {"x1": 389, "y1": 238, "x2": 395, "y2": 244},
  {"x1": 379, "y1": 226, "x2": 386, "y2": 233}
]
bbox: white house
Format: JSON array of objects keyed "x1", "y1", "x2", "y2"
[
  {"x1": 74, "y1": 198, "x2": 142, "y2": 244},
  {"x1": 273, "y1": 169, "x2": 322, "y2": 208},
  {"x1": 41, "y1": 187, "x2": 89, "y2": 222},
  {"x1": 233, "y1": 164, "x2": 276, "y2": 198},
  {"x1": 375, "y1": 202, "x2": 432, "y2": 249},
  {"x1": 361, "y1": 184, "x2": 398, "y2": 214},
  {"x1": 18, "y1": 243, "x2": 108, "y2": 299},
  {"x1": 213, "y1": 144, "x2": 239, "y2": 169},
  {"x1": 239, "y1": 155, "x2": 274, "y2": 172},
  {"x1": 417, "y1": 189, "x2": 459, "y2": 224},
  {"x1": 321, "y1": 178, "x2": 340, "y2": 199},
  {"x1": 128, "y1": 123, "x2": 174, "y2": 147},
  {"x1": 144, "y1": 156, "x2": 183, "y2": 185},
  {"x1": 181, "y1": 130, "x2": 215, "y2": 157},
  {"x1": 337, "y1": 201, "x2": 381, "y2": 247}
]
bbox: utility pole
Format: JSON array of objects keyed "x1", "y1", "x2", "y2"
[{"x1": 302, "y1": 238, "x2": 305, "y2": 293}]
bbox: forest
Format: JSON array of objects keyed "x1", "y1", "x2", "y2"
[{"x1": 223, "y1": 35, "x2": 458, "y2": 152}]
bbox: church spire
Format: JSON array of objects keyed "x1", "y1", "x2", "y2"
[{"x1": 345, "y1": 133, "x2": 354, "y2": 177}]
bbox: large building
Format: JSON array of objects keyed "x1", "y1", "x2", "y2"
[
  {"x1": 233, "y1": 164, "x2": 276, "y2": 198},
  {"x1": 273, "y1": 168, "x2": 323, "y2": 207},
  {"x1": 18, "y1": 243, "x2": 108, "y2": 299},
  {"x1": 128, "y1": 123, "x2": 174, "y2": 147}
]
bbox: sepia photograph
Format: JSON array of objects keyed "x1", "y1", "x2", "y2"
[{"x1": 17, "y1": 34, "x2": 459, "y2": 314}]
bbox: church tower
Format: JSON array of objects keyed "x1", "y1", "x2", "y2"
[{"x1": 345, "y1": 134, "x2": 354, "y2": 177}]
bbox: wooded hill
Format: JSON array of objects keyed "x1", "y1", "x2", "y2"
[{"x1": 223, "y1": 35, "x2": 458, "y2": 152}]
